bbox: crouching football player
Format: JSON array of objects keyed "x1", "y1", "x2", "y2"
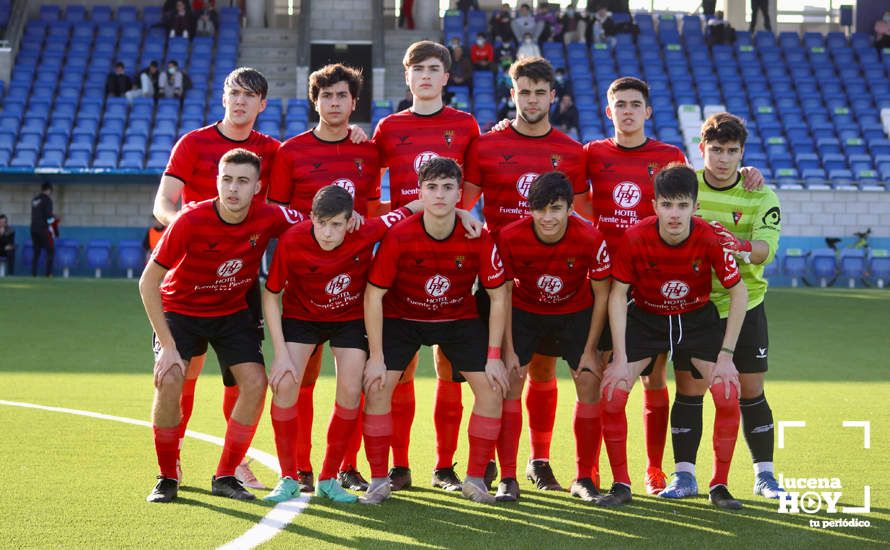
[
  {"x1": 496, "y1": 172, "x2": 611, "y2": 502},
  {"x1": 599, "y1": 164, "x2": 747, "y2": 508}
]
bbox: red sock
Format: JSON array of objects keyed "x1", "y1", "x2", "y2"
[
  {"x1": 295, "y1": 384, "x2": 315, "y2": 472},
  {"x1": 390, "y1": 380, "x2": 416, "y2": 468},
  {"x1": 339, "y1": 394, "x2": 364, "y2": 472},
  {"x1": 600, "y1": 388, "x2": 631, "y2": 485},
  {"x1": 319, "y1": 403, "x2": 360, "y2": 481},
  {"x1": 215, "y1": 418, "x2": 259, "y2": 477},
  {"x1": 467, "y1": 413, "x2": 501, "y2": 477},
  {"x1": 573, "y1": 401, "x2": 601, "y2": 481},
  {"x1": 222, "y1": 385, "x2": 239, "y2": 421},
  {"x1": 363, "y1": 412, "x2": 392, "y2": 479},
  {"x1": 710, "y1": 383, "x2": 740, "y2": 488},
  {"x1": 270, "y1": 402, "x2": 299, "y2": 479},
  {"x1": 153, "y1": 425, "x2": 180, "y2": 479},
  {"x1": 496, "y1": 399, "x2": 522, "y2": 479},
  {"x1": 526, "y1": 378, "x2": 557, "y2": 460},
  {"x1": 643, "y1": 387, "x2": 670, "y2": 470},
  {"x1": 433, "y1": 379, "x2": 463, "y2": 469},
  {"x1": 178, "y1": 378, "x2": 197, "y2": 440},
  {"x1": 593, "y1": 400, "x2": 604, "y2": 482}
]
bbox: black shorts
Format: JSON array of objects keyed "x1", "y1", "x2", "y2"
[
  {"x1": 383, "y1": 317, "x2": 487, "y2": 382},
  {"x1": 282, "y1": 317, "x2": 368, "y2": 352},
  {"x1": 512, "y1": 307, "x2": 594, "y2": 370},
  {"x1": 246, "y1": 279, "x2": 264, "y2": 340},
  {"x1": 475, "y1": 287, "x2": 561, "y2": 357},
  {"x1": 673, "y1": 301, "x2": 769, "y2": 377},
  {"x1": 152, "y1": 309, "x2": 264, "y2": 387},
  {"x1": 625, "y1": 302, "x2": 722, "y2": 366}
]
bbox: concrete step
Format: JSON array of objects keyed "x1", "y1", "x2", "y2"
[{"x1": 241, "y1": 28, "x2": 299, "y2": 46}]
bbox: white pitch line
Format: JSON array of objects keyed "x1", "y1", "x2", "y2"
[{"x1": 0, "y1": 399, "x2": 309, "y2": 549}]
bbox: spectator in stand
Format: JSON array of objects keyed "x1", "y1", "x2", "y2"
[
  {"x1": 748, "y1": 0, "x2": 772, "y2": 33},
  {"x1": 589, "y1": 4, "x2": 616, "y2": 45},
  {"x1": 106, "y1": 62, "x2": 133, "y2": 98},
  {"x1": 701, "y1": 0, "x2": 717, "y2": 18},
  {"x1": 551, "y1": 93, "x2": 580, "y2": 139},
  {"x1": 560, "y1": 5, "x2": 588, "y2": 44},
  {"x1": 397, "y1": 88, "x2": 412, "y2": 112},
  {"x1": 139, "y1": 61, "x2": 160, "y2": 99},
  {"x1": 707, "y1": 11, "x2": 736, "y2": 46},
  {"x1": 192, "y1": 0, "x2": 219, "y2": 26},
  {"x1": 456, "y1": 0, "x2": 479, "y2": 19},
  {"x1": 30, "y1": 183, "x2": 55, "y2": 278},
  {"x1": 517, "y1": 32, "x2": 542, "y2": 59},
  {"x1": 535, "y1": 3, "x2": 560, "y2": 43},
  {"x1": 159, "y1": 60, "x2": 184, "y2": 99},
  {"x1": 448, "y1": 45, "x2": 473, "y2": 91},
  {"x1": 471, "y1": 33, "x2": 495, "y2": 71},
  {"x1": 876, "y1": 10, "x2": 890, "y2": 50},
  {"x1": 167, "y1": 0, "x2": 193, "y2": 38},
  {"x1": 554, "y1": 67, "x2": 573, "y2": 100},
  {"x1": 495, "y1": 58, "x2": 513, "y2": 99},
  {"x1": 399, "y1": 0, "x2": 415, "y2": 29},
  {"x1": 511, "y1": 4, "x2": 542, "y2": 44},
  {"x1": 496, "y1": 38, "x2": 516, "y2": 66},
  {"x1": 0, "y1": 214, "x2": 15, "y2": 276},
  {"x1": 143, "y1": 218, "x2": 166, "y2": 262},
  {"x1": 490, "y1": 3, "x2": 515, "y2": 44},
  {"x1": 195, "y1": 10, "x2": 216, "y2": 36},
  {"x1": 448, "y1": 36, "x2": 463, "y2": 57}
]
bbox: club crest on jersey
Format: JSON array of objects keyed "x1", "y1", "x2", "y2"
[
  {"x1": 550, "y1": 154, "x2": 561, "y2": 169},
  {"x1": 444, "y1": 130, "x2": 454, "y2": 147},
  {"x1": 516, "y1": 172, "x2": 539, "y2": 199},
  {"x1": 733, "y1": 211, "x2": 743, "y2": 225},
  {"x1": 661, "y1": 280, "x2": 690, "y2": 299},
  {"x1": 425, "y1": 274, "x2": 451, "y2": 297},
  {"x1": 414, "y1": 151, "x2": 439, "y2": 173},
  {"x1": 647, "y1": 162, "x2": 659, "y2": 179},
  {"x1": 354, "y1": 158, "x2": 364, "y2": 175},
  {"x1": 455, "y1": 255, "x2": 465, "y2": 269},
  {"x1": 332, "y1": 178, "x2": 356, "y2": 197},
  {"x1": 325, "y1": 274, "x2": 352, "y2": 295},
  {"x1": 692, "y1": 259, "x2": 701, "y2": 273},
  {"x1": 612, "y1": 181, "x2": 642, "y2": 208},
  {"x1": 248, "y1": 233, "x2": 260, "y2": 248},
  {"x1": 537, "y1": 274, "x2": 563, "y2": 295},
  {"x1": 217, "y1": 259, "x2": 243, "y2": 277},
  {"x1": 566, "y1": 257, "x2": 576, "y2": 269}
]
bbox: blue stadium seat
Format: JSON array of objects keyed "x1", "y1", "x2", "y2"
[
  {"x1": 809, "y1": 248, "x2": 837, "y2": 287},
  {"x1": 85, "y1": 240, "x2": 112, "y2": 277},
  {"x1": 839, "y1": 249, "x2": 867, "y2": 287},
  {"x1": 869, "y1": 250, "x2": 890, "y2": 288},
  {"x1": 55, "y1": 239, "x2": 80, "y2": 277},
  {"x1": 117, "y1": 240, "x2": 145, "y2": 278},
  {"x1": 782, "y1": 249, "x2": 807, "y2": 287},
  {"x1": 91, "y1": 5, "x2": 112, "y2": 23}
]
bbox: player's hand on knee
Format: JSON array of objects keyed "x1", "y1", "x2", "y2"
[
  {"x1": 363, "y1": 356, "x2": 387, "y2": 394},
  {"x1": 347, "y1": 212, "x2": 365, "y2": 232},
  {"x1": 153, "y1": 346, "x2": 184, "y2": 388},
  {"x1": 504, "y1": 348, "x2": 522, "y2": 380},
  {"x1": 710, "y1": 354, "x2": 740, "y2": 399},
  {"x1": 268, "y1": 354, "x2": 299, "y2": 395},
  {"x1": 490, "y1": 118, "x2": 512, "y2": 132},
  {"x1": 348, "y1": 124, "x2": 369, "y2": 143},
  {"x1": 574, "y1": 350, "x2": 602, "y2": 380},
  {"x1": 485, "y1": 358, "x2": 509, "y2": 398},
  {"x1": 601, "y1": 361, "x2": 631, "y2": 401}
]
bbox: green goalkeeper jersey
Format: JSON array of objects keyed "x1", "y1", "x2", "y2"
[{"x1": 696, "y1": 170, "x2": 782, "y2": 317}]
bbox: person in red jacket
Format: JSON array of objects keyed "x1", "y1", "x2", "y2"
[{"x1": 470, "y1": 33, "x2": 495, "y2": 71}]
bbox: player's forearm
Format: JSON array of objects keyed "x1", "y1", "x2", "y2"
[
  {"x1": 486, "y1": 285, "x2": 507, "y2": 349},
  {"x1": 721, "y1": 282, "x2": 748, "y2": 352},
  {"x1": 749, "y1": 239, "x2": 770, "y2": 265},
  {"x1": 261, "y1": 289, "x2": 288, "y2": 354},
  {"x1": 364, "y1": 287, "x2": 385, "y2": 358},
  {"x1": 368, "y1": 198, "x2": 392, "y2": 216},
  {"x1": 502, "y1": 284, "x2": 515, "y2": 351},
  {"x1": 153, "y1": 196, "x2": 179, "y2": 227},
  {"x1": 572, "y1": 192, "x2": 594, "y2": 222},
  {"x1": 139, "y1": 268, "x2": 174, "y2": 348},
  {"x1": 608, "y1": 284, "x2": 629, "y2": 357},
  {"x1": 585, "y1": 280, "x2": 611, "y2": 353},
  {"x1": 461, "y1": 181, "x2": 482, "y2": 210}
]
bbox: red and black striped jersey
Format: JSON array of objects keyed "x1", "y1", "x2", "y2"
[
  {"x1": 165, "y1": 123, "x2": 280, "y2": 204},
  {"x1": 499, "y1": 216, "x2": 610, "y2": 315},
  {"x1": 372, "y1": 106, "x2": 480, "y2": 208},
  {"x1": 152, "y1": 199, "x2": 303, "y2": 317},
  {"x1": 611, "y1": 216, "x2": 741, "y2": 315},
  {"x1": 265, "y1": 208, "x2": 412, "y2": 321},
  {"x1": 584, "y1": 138, "x2": 687, "y2": 246},
  {"x1": 368, "y1": 213, "x2": 505, "y2": 321},
  {"x1": 267, "y1": 129, "x2": 382, "y2": 217},
  {"x1": 464, "y1": 126, "x2": 588, "y2": 236}
]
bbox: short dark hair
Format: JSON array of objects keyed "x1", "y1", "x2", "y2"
[
  {"x1": 607, "y1": 76, "x2": 650, "y2": 106},
  {"x1": 219, "y1": 148, "x2": 261, "y2": 176},
  {"x1": 509, "y1": 56, "x2": 554, "y2": 88},
  {"x1": 527, "y1": 172, "x2": 574, "y2": 211},
  {"x1": 403, "y1": 40, "x2": 451, "y2": 72},
  {"x1": 149, "y1": 60, "x2": 158, "y2": 68},
  {"x1": 115, "y1": 62, "x2": 124, "y2": 69},
  {"x1": 308, "y1": 64, "x2": 364, "y2": 104},
  {"x1": 311, "y1": 185, "x2": 354, "y2": 220},
  {"x1": 417, "y1": 156, "x2": 462, "y2": 186},
  {"x1": 700, "y1": 112, "x2": 748, "y2": 146},
  {"x1": 654, "y1": 163, "x2": 698, "y2": 202},
  {"x1": 224, "y1": 67, "x2": 269, "y2": 99},
  {"x1": 168, "y1": 60, "x2": 179, "y2": 68},
  {"x1": 41, "y1": 183, "x2": 53, "y2": 192},
  {"x1": 0, "y1": 214, "x2": 7, "y2": 221}
]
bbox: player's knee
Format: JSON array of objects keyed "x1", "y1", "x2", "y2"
[
  {"x1": 528, "y1": 354, "x2": 557, "y2": 381},
  {"x1": 573, "y1": 369, "x2": 599, "y2": 401},
  {"x1": 709, "y1": 383, "x2": 740, "y2": 411},
  {"x1": 239, "y1": 369, "x2": 269, "y2": 399},
  {"x1": 156, "y1": 370, "x2": 184, "y2": 396},
  {"x1": 600, "y1": 388, "x2": 629, "y2": 414},
  {"x1": 739, "y1": 374, "x2": 764, "y2": 399}
]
